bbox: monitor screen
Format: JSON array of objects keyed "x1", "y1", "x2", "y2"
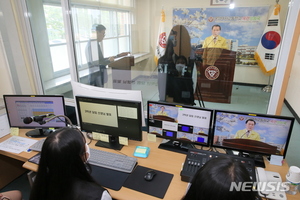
[
  {"x1": 71, "y1": 81, "x2": 146, "y2": 126},
  {"x1": 3, "y1": 95, "x2": 66, "y2": 137},
  {"x1": 147, "y1": 101, "x2": 213, "y2": 153},
  {"x1": 75, "y1": 96, "x2": 142, "y2": 145},
  {"x1": 212, "y1": 110, "x2": 295, "y2": 158}
]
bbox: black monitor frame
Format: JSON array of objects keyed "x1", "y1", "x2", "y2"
[
  {"x1": 75, "y1": 96, "x2": 142, "y2": 150},
  {"x1": 147, "y1": 101, "x2": 214, "y2": 154},
  {"x1": 3, "y1": 95, "x2": 67, "y2": 138},
  {"x1": 211, "y1": 109, "x2": 295, "y2": 167}
]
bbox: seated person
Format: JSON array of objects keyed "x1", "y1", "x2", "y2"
[
  {"x1": 29, "y1": 127, "x2": 112, "y2": 200},
  {"x1": 0, "y1": 190, "x2": 22, "y2": 200},
  {"x1": 182, "y1": 156, "x2": 261, "y2": 200},
  {"x1": 234, "y1": 119, "x2": 260, "y2": 141}
]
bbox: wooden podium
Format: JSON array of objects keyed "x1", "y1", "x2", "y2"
[
  {"x1": 153, "y1": 115, "x2": 176, "y2": 122},
  {"x1": 195, "y1": 48, "x2": 236, "y2": 103},
  {"x1": 222, "y1": 139, "x2": 278, "y2": 155},
  {"x1": 108, "y1": 56, "x2": 134, "y2": 89}
]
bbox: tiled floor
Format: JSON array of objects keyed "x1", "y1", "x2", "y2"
[
  {"x1": 133, "y1": 76, "x2": 271, "y2": 114},
  {"x1": 1, "y1": 82, "x2": 299, "y2": 199}
]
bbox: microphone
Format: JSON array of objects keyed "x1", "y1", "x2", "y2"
[
  {"x1": 206, "y1": 37, "x2": 217, "y2": 47},
  {"x1": 240, "y1": 130, "x2": 250, "y2": 139},
  {"x1": 23, "y1": 113, "x2": 54, "y2": 124}
]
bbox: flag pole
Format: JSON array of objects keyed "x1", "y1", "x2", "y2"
[{"x1": 262, "y1": 75, "x2": 272, "y2": 93}]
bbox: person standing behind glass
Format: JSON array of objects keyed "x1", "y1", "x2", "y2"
[
  {"x1": 157, "y1": 39, "x2": 178, "y2": 101},
  {"x1": 85, "y1": 24, "x2": 129, "y2": 87},
  {"x1": 202, "y1": 24, "x2": 228, "y2": 49}
]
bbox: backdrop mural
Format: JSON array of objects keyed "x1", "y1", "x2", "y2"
[{"x1": 173, "y1": 6, "x2": 271, "y2": 66}]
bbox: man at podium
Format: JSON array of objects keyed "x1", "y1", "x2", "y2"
[
  {"x1": 156, "y1": 106, "x2": 168, "y2": 116},
  {"x1": 202, "y1": 24, "x2": 228, "y2": 49},
  {"x1": 234, "y1": 119, "x2": 261, "y2": 141},
  {"x1": 85, "y1": 24, "x2": 129, "y2": 87}
]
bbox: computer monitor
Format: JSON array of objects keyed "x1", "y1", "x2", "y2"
[
  {"x1": 3, "y1": 95, "x2": 67, "y2": 137},
  {"x1": 75, "y1": 95, "x2": 142, "y2": 150},
  {"x1": 147, "y1": 101, "x2": 213, "y2": 154},
  {"x1": 212, "y1": 109, "x2": 295, "y2": 167},
  {"x1": 71, "y1": 81, "x2": 146, "y2": 126}
]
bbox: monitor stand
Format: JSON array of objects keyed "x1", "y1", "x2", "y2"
[
  {"x1": 158, "y1": 139, "x2": 196, "y2": 154},
  {"x1": 26, "y1": 129, "x2": 54, "y2": 138},
  {"x1": 226, "y1": 150, "x2": 266, "y2": 168},
  {"x1": 95, "y1": 135, "x2": 123, "y2": 150}
]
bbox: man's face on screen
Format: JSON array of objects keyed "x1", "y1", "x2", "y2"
[
  {"x1": 212, "y1": 26, "x2": 221, "y2": 37},
  {"x1": 245, "y1": 121, "x2": 255, "y2": 131}
]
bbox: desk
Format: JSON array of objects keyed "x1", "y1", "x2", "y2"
[
  {"x1": 1, "y1": 130, "x2": 300, "y2": 200},
  {"x1": 0, "y1": 131, "x2": 40, "y2": 189}
]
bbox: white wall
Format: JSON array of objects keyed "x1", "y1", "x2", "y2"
[
  {"x1": 0, "y1": 32, "x2": 14, "y2": 96},
  {"x1": 0, "y1": 0, "x2": 36, "y2": 95},
  {"x1": 285, "y1": 35, "x2": 300, "y2": 116}
]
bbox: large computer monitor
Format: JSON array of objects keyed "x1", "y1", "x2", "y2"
[
  {"x1": 3, "y1": 95, "x2": 66, "y2": 137},
  {"x1": 75, "y1": 96, "x2": 142, "y2": 150},
  {"x1": 147, "y1": 101, "x2": 213, "y2": 154},
  {"x1": 71, "y1": 81, "x2": 146, "y2": 126},
  {"x1": 212, "y1": 109, "x2": 295, "y2": 167}
]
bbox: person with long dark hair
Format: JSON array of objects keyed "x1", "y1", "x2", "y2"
[
  {"x1": 157, "y1": 33, "x2": 179, "y2": 101},
  {"x1": 182, "y1": 156, "x2": 261, "y2": 200},
  {"x1": 29, "y1": 127, "x2": 112, "y2": 200}
]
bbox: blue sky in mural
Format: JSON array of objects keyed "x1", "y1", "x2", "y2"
[{"x1": 173, "y1": 6, "x2": 270, "y2": 47}]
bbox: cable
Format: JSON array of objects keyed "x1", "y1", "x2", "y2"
[{"x1": 43, "y1": 115, "x2": 75, "y2": 128}]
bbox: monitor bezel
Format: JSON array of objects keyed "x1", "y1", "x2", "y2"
[
  {"x1": 211, "y1": 109, "x2": 295, "y2": 158},
  {"x1": 75, "y1": 95, "x2": 143, "y2": 141},
  {"x1": 3, "y1": 94, "x2": 67, "y2": 129},
  {"x1": 147, "y1": 100, "x2": 214, "y2": 147}
]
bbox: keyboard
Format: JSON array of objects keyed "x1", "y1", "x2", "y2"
[
  {"x1": 89, "y1": 148, "x2": 137, "y2": 173},
  {"x1": 180, "y1": 148, "x2": 256, "y2": 182},
  {"x1": 30, "y1": 139, "x2": 45, "y2": 152}
]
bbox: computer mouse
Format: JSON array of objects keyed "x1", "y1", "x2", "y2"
[{"x1": 144, "y1": 170, "x2": 157, "y2": 181}]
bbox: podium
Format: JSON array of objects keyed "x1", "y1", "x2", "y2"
[
  {"x1": 153, "y1": 115, "x2": 176, "y2": 122},
  {"x1": 222, "y1": 138, "x2": 278, "y2": 155},
  {"x1": 195, "y1": 48, "x2": 236, "y2": 103},
  {"x1": 109, "y1": 56, "x2": 134, "y2": 89}
]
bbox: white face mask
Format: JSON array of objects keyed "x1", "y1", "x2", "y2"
[
  {"x1": 176, "y1": 64, "x2": 187, "y2": 76},
  {"x1": 85, "y1": 143, "x2": 90, "y2": 161}
]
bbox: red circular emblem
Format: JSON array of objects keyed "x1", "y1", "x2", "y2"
[
  {"x1": 205, "y1": 66, "x2": 220, "y2": 80},
  {"x1": 208, "y1": 17, "x2": 214, "y2": 22},
  {"x1": 159, "y1": 32, "x2": 167, "y2": 48}
]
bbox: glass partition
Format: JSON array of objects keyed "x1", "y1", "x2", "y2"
[{"x1": 25, "y1": 0, "x2": 290, "y2": 114}]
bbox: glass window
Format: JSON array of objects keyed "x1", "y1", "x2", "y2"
[
  {"x1": 24, "y1": 0, "x2": 291, "y2": 115},
  {"x1": 44, "y1": 5, "x2": 69, "y2": 74}
]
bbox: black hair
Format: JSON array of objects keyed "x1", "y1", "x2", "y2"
[
  {"x1": 171, "y1": 29, "x2": 177, "y2": 35},
  {"x1": 212, "y1": 24, "x2": 221, "y2": 30},
  {"x1": 246, "y1": 119, "x2": 256, "y2": 125},
  {"x1": 91, "y1": 24, "x2": 106, "y2": 32},
  {"x1": 182, "y1": 156, "x2": 261, "y2": 200},
  {"x1": 176, "y1": 55, "x2": 187, "y2": 65},
  {"x1": 29, "y1": 127, "x2": 96, "y2": 200},
  {"x1": 160, "y1": 40, "x2": 175, "y2": 62}
]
